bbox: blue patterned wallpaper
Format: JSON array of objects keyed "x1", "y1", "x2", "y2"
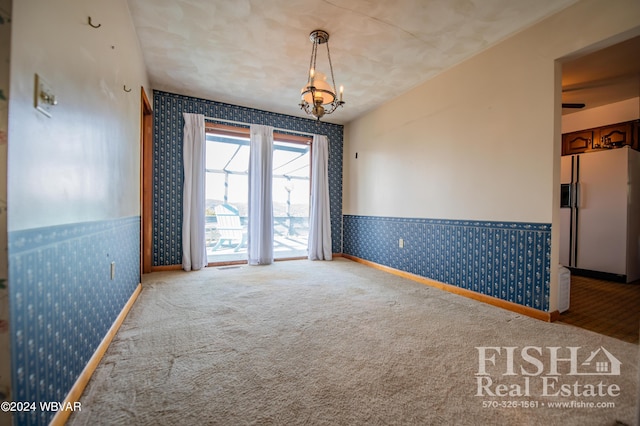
[
  {"x1": 0, "y1": 1, "x2": 11, "y2": 420},
  {"x1": 152, "y1": 91, "x2": 344, "y2": 266},
  {"x1": 9, "y1": 217, "x2": 140, "y2": 426},
  {"x1": 343, "y1": 215, "x2": 551, "y2": 311}
]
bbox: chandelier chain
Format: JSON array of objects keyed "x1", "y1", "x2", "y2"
[
  {"x1": 309, "y1": 41, "x2": 318, "y2": 83},
  {"x1": 325, "y1": 42, "x2": 337, "y2": 94}
]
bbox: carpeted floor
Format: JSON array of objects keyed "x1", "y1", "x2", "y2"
[{"x1": 69, "y1": 258, "x2": 639, "y2": 425}]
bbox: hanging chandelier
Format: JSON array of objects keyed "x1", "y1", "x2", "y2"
[{"x1": 299, "y1": 30, "x2": 345, "y2": 120}]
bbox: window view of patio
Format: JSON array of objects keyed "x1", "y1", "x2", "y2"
[{"x1": 205, "y1": 132, "x2": 310, "y2": 263}]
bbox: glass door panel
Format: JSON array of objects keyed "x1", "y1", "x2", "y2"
[
  {"x1": 205, "y1": 134, "x2": 249, "y2": 263},
  {"x1": 272, "y1": 140, "x2": 310, "y2": 259}
]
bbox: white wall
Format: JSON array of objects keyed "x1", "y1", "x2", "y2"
[
  {"x1": 562, "y1": 97, "x2": 640, "y2": 133},
  {"x1": 345, "y1": 0, "x2": 640, "y2": 222},
  {"x1": 344, "y1": 0, "x2": 640, "y2": 311},
  {"x1": 8, "y1": 0, "x2": 149, "y2": 231}
]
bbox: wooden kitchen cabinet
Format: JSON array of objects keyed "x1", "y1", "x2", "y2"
[
  {"x1": 595, "y1": 122, "x2": 633, "y2": 149},
  {"x1": 562, "y1": 130, "x2": 594, "y2": 155},
  {"x1": 562, "y1": 120, "x2": 638, "y2": 155}
]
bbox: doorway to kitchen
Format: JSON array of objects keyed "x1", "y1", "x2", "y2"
[{"x1": 556, "y1": 32, "x2": 640, "y2": 344}]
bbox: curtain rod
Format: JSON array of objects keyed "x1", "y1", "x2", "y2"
[{"x1": 204, "y1": 116, "x2": 318, "y2": 138}]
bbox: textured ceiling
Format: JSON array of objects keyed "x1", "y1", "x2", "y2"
[{"x1": 127, "y1": 0, "x2": 581, "y2": 124}]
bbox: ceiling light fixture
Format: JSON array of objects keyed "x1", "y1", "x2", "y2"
[{"x1": 299, "y1": 30, "x2": 345, "y2": 120}]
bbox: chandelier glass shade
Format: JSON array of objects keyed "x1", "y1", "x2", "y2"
[{"x1": 299, "y1": 30, "x2": 344, "y2": 120}]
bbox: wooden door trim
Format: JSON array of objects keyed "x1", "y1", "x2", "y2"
[{"x1": 141, "y1": 88, "x2": 153, "y2": 274}]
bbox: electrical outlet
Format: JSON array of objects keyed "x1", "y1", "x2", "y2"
[
  {"x1": 110, "y1": 261, "x2": 116, "y2": 280},
  {"x1": 399, "y1": 238, "x2": 404, "y2": 248}
]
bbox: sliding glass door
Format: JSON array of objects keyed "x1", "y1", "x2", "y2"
[
  {"x1": 272, "y1": 140, "x2": 310, "y2": 259},
  {"x1": 205, "y1": 131, "x2": 310, "y2": 263},
  {"x1": 205, "y1": 133, "x2": 249, "y2": 263}
]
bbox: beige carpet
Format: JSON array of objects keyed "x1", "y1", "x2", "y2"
[{"x1": 69, "y1": 258, "x2": 639, "y2": 425}]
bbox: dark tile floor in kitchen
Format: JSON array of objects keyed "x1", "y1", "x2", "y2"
[{"x1": 558, "y1": 275, "x2": 640, "y2": 344}]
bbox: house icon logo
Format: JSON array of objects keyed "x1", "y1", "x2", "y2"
[{"x1": 579, "y1": 346, "x2": 621, "y2": 375}]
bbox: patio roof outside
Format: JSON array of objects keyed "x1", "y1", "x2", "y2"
[{"x1": 205, "y1": 133, "x2": 310, "y2": 177}]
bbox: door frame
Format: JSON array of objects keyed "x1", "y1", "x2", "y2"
[
  {"x1": 204, "y1": 123, "x2": 312, "y2": 265},
  {"x1": 140, "y1": 88, "x2": 153, "y2": 274}
]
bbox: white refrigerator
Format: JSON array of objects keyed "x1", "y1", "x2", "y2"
[{"x1": 560, "y1": 146, "x2": 640, "y2": 283}]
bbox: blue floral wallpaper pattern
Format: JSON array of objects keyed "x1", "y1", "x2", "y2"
[
  {"x1": 0, "y1": 1, "x2": 10, "y2": 422},
  {"x1": 152, "y1": 91, "x2": 344, "y2": 266},
  {"x1": 343, "y1": 215, "x2": 551, "y2": 311},
  {"x1": 9, "y1": 217, "x2": 140, "y2": 426}
]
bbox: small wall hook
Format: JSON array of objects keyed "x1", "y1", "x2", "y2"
[
  {"x1": 123, "y1": 85, "x2": 132, "y2": 93},
  {"x1": 88, "y1": 16, "x2": 101, "y2": 28}
]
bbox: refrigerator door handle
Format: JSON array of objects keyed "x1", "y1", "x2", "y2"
[{"x1": 574, "y1": 182, "x2": 581, "y2": 208}]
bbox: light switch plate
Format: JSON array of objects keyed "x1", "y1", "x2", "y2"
[{"x1": 35, "y1": 73, "x2": 55, "y2": 117}]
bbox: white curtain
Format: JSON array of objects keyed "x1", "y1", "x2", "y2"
[
  {"x1": 308, "y1": 134, "x2": 332, "y2": 260},
  {"x1": 248, "y1": 124, "x2": 274, "y2": 265},
  {"x1": 181, "y1": 113, "x2": 208, "y2": 271}
]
